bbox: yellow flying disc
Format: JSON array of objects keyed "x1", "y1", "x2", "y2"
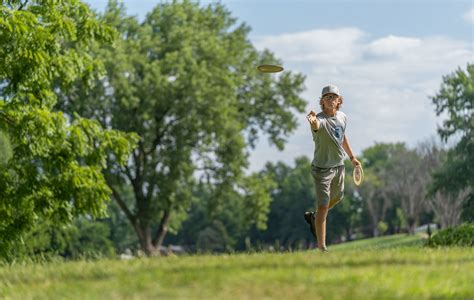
[
  {"x1": 353, "y1": 165, "x2": 364, "y2": 186},
  {"x1": 257, "y1": 64, "x2": 284, "y2": 73}
]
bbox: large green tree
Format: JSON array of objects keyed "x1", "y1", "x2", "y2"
[
  {"x1": 431, "y1": 64, "x2": 474, "y2": 222},
  {"x1": 57, "y1": 1, "x2": 306, "y2": 255},
  {"x1": 0, "y1": 0, "x2": 136, "y2": 255}
]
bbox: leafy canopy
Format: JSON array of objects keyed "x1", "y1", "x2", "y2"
[
  {"x1": 0, "y1": 0, "x2": 138, "y2": 254},
  {"x1": 430, "y1": 64, "x2": 474, "y2": 220}
]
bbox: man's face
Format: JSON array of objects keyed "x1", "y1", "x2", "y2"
[{"x1": 322, "y1": 93, "x2": 340, "y2": 109}]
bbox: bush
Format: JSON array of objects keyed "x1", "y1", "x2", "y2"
[
  {"x1": 3, "y1": 218, "x2": 115, "y2": 262},
  {"x1": 426, "y1": 223, "x2": 474, "y2": 247}
]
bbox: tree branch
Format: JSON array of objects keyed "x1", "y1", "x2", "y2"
[
  {"x1": 107, "y1": 182, "x2": 136, "y2": 226},
  {"x1": 18, "y1": 0, "x2": 29, "y2": 10},
  {"x1": 152, "y1": 209, "x2": 171, "y2": 247},
  {"x1": 0, "y1": 111, "x2": 15, "y2": 126},
  {"x1": 146, "y1": 113, "x2": 180, "y2": 156}
]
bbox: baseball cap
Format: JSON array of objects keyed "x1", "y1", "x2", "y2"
[{"x1": 321, "y1": 84, "x2": 341, "y2": 97}]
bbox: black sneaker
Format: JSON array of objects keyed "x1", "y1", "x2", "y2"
[{"x1": 304, "y1": 211, "x2": 317, "y2": 240}]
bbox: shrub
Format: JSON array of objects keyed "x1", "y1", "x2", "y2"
[
  {"x1": 426, "y1": 223, "x2": 474, "y2": 247},
  {"x1": 3, "y1": 218, "x2": 115, "y2": 262}
]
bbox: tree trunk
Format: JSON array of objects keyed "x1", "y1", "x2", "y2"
[
  {"x1": 345, "y1": 227, "x2": 352, "y2": 242},
  {"x1": 129, "y1": 210, "x2": 172, "y2": 256},
  {"x1": 407, "y1": 217, "x2": 417, "y2": 235},
  {"x1": 134, "y1": 223, "x2": 157, "y2": 256},
  {"x1": 153, "y1": 210, "x2": 171, "y2": 249},
  {"x1": 373, "y1": 227, "x2": 379, "y2": 237},
  {"x1": 109, "y1": 172, "x2": 175, "y2": 256}
]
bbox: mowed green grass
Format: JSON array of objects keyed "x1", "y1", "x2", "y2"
[
  {"x1": 331, "y1": 233, "x2": 426, "y2": 251},
  {"x1": 1, "y1": 235, "x2": 472, "y2": 299}
]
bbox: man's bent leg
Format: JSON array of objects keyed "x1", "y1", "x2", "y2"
[{"x1": 315, "y1": 204, "x2": 329, "y2": 250}]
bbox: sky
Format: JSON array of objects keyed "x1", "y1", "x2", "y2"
[{"x1": 85, "y1": 0, "x2": 473, "y2": 172}]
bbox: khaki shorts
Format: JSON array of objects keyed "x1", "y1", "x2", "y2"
[{"x1": 311, "y1": 165, "x2": 345, "y2": 209}]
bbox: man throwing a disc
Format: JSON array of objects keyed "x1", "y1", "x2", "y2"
[{"x1": 305, "y1": 84, "x2": 361, "y2": 252}]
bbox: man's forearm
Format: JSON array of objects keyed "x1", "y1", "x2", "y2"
[{"x1": 343, "y1": 135, "x2": 355, "y2": 159}]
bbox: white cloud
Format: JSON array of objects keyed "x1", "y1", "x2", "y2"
[
  {"x1": 367, "y1": 35, "x2": 421, "y2": 57},
  {"x1": 248, "y1": 28, "x2": 473, "y2": 172},
  {"x1": 463, "y1": 8, "x2": 474, "y2": 23},
  {"x1": 254, "y1": 28, "x2": 365, "y2": 65}
]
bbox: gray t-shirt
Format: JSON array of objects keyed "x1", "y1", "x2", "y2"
[{"x1": 311, "y1": 111, "x2": 347, "y2": 168}]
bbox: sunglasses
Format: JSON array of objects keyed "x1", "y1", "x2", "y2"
[{"x1": 322, "y1": 94, "x2": 339, "y2": 100}]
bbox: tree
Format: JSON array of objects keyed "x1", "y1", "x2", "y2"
[
  {"x1": 100, "y1": 185, "x2": 139, "y2": 254},
  {"x1": 57, "y1": 1, "x2": 306, "y2": 255},
  {"x1": 389, "y1": 146, "x2": 427, "y2": 234},
  {"x1": 418, "y1": 139, "x2": 470, "y2": 228},
  {"x1": 358, "y1": 143, "x2": 401, "y2": 236},
  {"x1": 0, "y1": 131, "x2": 12, "y2": 167},
  {"x1": 430, "y1": 190, "x2": 470, "y2": 228},
  {"x1": 357, "y1": 169, "x2": 385, "y2": 237},
  {"x1": 0, "y1": 0, "x2": 136, "y2": 255},
  {"x1": 16, "y1": 218, "x2": 116, "y2": 260},
  {"x1": 431, "y1": 64, "x2": 474, "y2": 222},
  {"x1": 360, "y1": 142, "x2": 435, "y2": 235},
  {"x1": 166, "y1": 171, "x2": 276, "y2": 252}
]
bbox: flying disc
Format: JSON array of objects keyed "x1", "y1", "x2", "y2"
[
  {"x1": 257, "y1": 64, "x2": 284, "y2": 73},
  {"x1": 353, "y1": 165, "x2": 364, "y2": 186}
]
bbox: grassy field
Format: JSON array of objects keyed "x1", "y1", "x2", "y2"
[
  {"x1": 1, "y1": 235, "x2": 473, "y2": 299},
  {"x1": 331, "y1": 233, "x2": 426, "y2": 251}
]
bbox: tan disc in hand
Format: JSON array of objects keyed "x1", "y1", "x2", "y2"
[{"x1": 353, "y1": 165, "x2": 364, "y2": 186}]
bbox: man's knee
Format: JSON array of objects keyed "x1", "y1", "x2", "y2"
[{"x1": 328, "y1": 198, "x2": 343, "y2": 209}]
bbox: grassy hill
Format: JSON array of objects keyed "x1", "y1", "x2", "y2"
[
  {"x1": 1, "y1": 234, "x2": 472, "y2": 299},
  {"x1": 331, "y1": 233, "x2": 426, "y2": 251}
]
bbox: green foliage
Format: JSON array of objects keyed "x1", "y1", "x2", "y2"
[
  {"x1": 167, "y1": 171, "x2": 276, "y2": 252},
  {"x1": 196, "y1": 220, "x2": 233, "y2": 253},
  {"x1": 357, "y1": 143, "x2": 404, "y2": 235},
  {"x1": 56, "y1": 0, "x2": 306, "y2": 254},
  {"x1": 377, "y1": 221, "x2": 388, "y2": 235},
  {"x1": 0, "y1": 0, "x2": 137, "y2": 255},
  {"x1": 395, "y1": 207, "x2": 408, "y2": 231},
  {"x1": 426, "y1": 223, "x2": 474, "y2": 247},
  {"x1": 100, "y1": 187, "x2": 138, "y2": 254},
  {"x1": 358, "y1": 142, "x2": 432, "y2": 235},
  {"x1": 431, "y1": 64, "x2": 474, "y2": 221},
  {"x1": 0, "y1": 130, "x2": 12, "y2": 167},
  {"x1": 8, "y1": 218, "x2": 115, "y2": 261},
  {"x1": 246, "y1": 157, "x2": 315, "y2": 248}
]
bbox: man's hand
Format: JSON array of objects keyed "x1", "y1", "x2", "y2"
[
  {"x1": 306, "y1": 110, "x2": 319, "y2": 130},
  {"x1": 351, "y1": 157, "x2": 361, "y2": 168}
]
